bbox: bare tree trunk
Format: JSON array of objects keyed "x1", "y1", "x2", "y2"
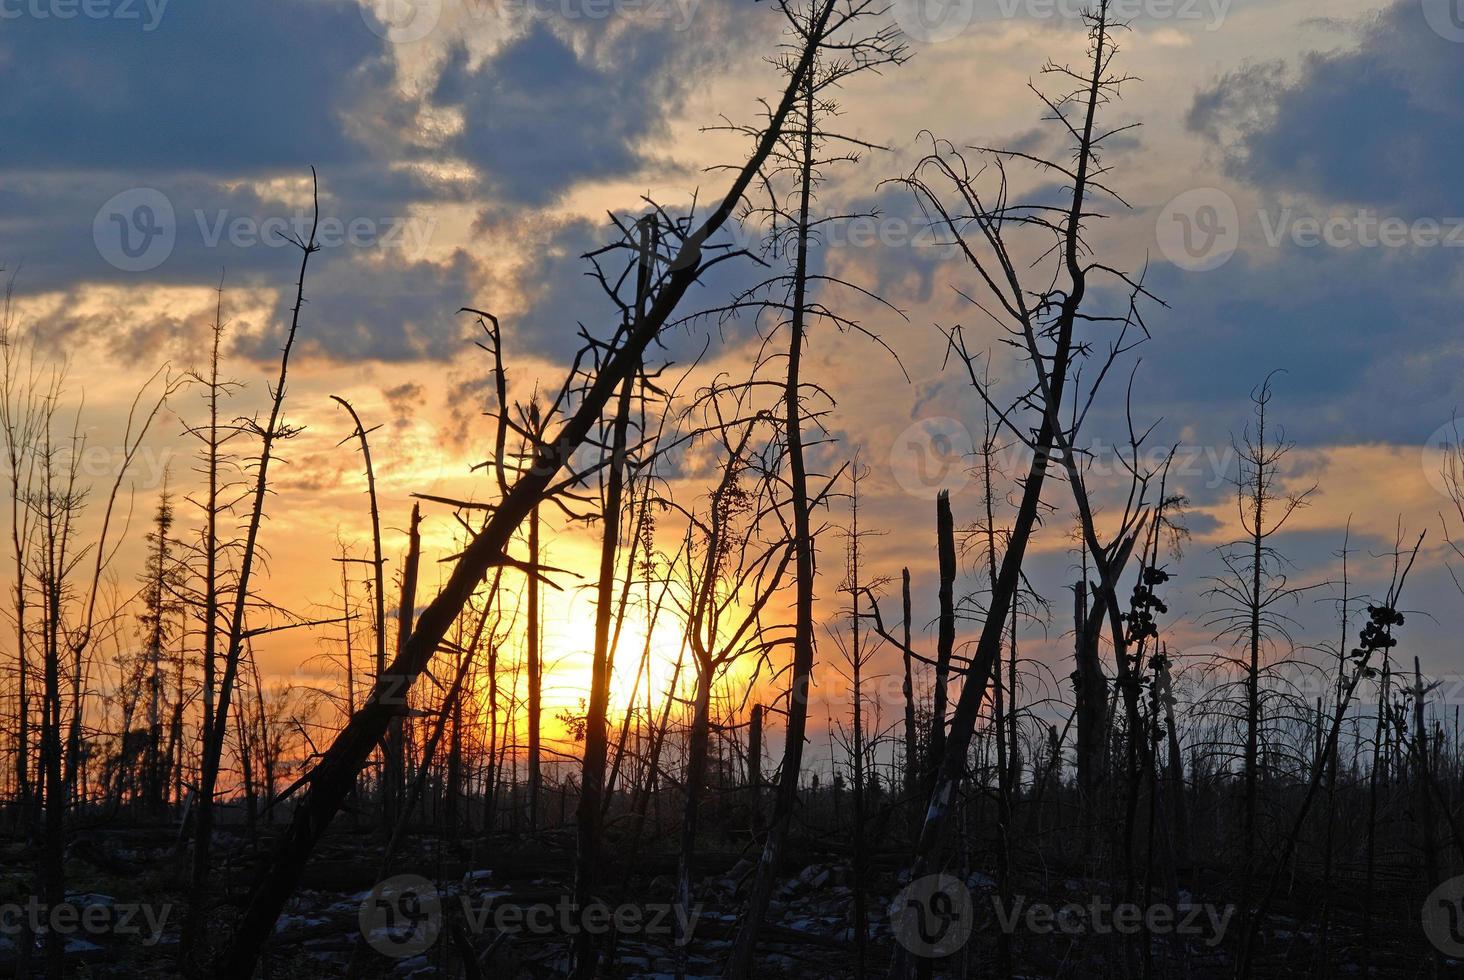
[
  {"x1": 928, "y1": 492, "x2": 955, "y2": 796},
  {"x1": 888, "y1": 13, "x2": 1117, "y2": 975},
  {"x1": 193, "y1": 180, "x2": 320, "y2": 956},
  {"x1": 677, "y1": 666, "x2": 715, "y2": 978},
  {"x1": 1071, "y1": 579, "x2": 1102, "y2": 813},
  {"x1": 571, "y1": 366, "x2": 635, "y2": 980},
  {"x1": 748, "y1": 703, "x2": 763, "y2": 829},
  {"x1": 849, "y1": 481, "x2": 868, "y2": 979},
  {"x1": 724, "y1": 63, "x2": 825, "y2": 980},
  {"x1": 526, "y1": 493, "x2": 542, "y2": 832},
  {"x1": 180, "y1": 288, "x2": 225, "y2": 962},
  {"x1": 1, "y1": 279, "x2": 37, "y2": 825},
  {"x1": 900, "y1": 567, "x2": 917, "y2": 827},
  {"x1": 1415, "y1": 657, "x2": 1443, "y2": 975},
  {"x1": 329, "y1": 395, "x2": 389, "y2": 824},
  {"x1": 387, "y1": 503, "x2": 422, "y2": 828},
  {"x1": 220, "y1": 35, "x2": 826, "y2": 969}
]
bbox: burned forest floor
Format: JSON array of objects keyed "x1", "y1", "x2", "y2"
[{"x1": 0, "y1": 817, "x2": 1449, "y2": 979}]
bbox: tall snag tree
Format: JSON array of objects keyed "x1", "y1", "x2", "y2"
[
  {"x1": 717, "y1": 2, "x2": 907, "y2": 971},
  {"x1": 187, "y1": 175, "x2": 320, "y2": 969},
  {"x1": 0, "y1": 273, "x2": 43, "y2": 825},
  {"x1": 890, "y1": 6, "x2": 1161, "y2": 973},
  {"x1": 29, "y1": 364, "x2": 176, "y2": 978},
  {"x1": 219, "y1": 15, "x2": 850, "y2": 972},
  {"x1": 1201, "y1": 372, "x2": 1314, "y2": 931}
]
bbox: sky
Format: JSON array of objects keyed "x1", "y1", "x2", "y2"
[{"x1": 3, "y1": 0, "x2": 1464, "y2": 760}]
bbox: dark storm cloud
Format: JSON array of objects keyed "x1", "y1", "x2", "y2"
[
  {"x1": 0, "y1": 0, "x2": 393, "y2": 173},
  {"x1": 430, "y1": 20, "x2": 695, "y2": 207},
  {"x1": 1144, "y1": 0, "x2": 1464, "y2": 452},
  {"x1": 1188, "y1": 0, "x2": 1464, "y2": 214},
  {"x1": 0, "y1": 0, "x2": 772, "y2": 364}
]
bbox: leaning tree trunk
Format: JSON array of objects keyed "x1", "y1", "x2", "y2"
[
  {"x1": 724, "y1": 62, "x2": 827, "y2": 980},
  {"x1": 219, "y1": 25, "x2": 828, "y2": 972}
]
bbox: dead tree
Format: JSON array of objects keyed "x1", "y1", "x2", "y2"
[
  {"x1": 929, "y1": 491, "x2": 955, "y2": 795},
  {"x1": 190, "y1": 171, "x2": 319, "y2": 966},
  {"x1": 1202, "y1": 373, "x2": 1314, "y2": 933},
  {"x1": 31, "y1": 365, "x2": 176, "y2": 978},
  {"x1": 720, "y1": 4, "x2": 907, "y2": 971},
  {"x1": 889, "y1": 7, "x2": 1158, "y2": 973},
  {"x1": 329, "y1": 395, "x2": 390, "y2": 819},
  {"x1": 659, "y1": 396, "x2": 794, "y2": 976},
  {"x1": 899, "y1": 568, "x2": 917, "y2": 815},
  {"x1": 0, "y1": 272, "x2": 42, "y2": 823},
  {"x1": 570, "y1": 350, "x2": 637, "y2": 980},
  {"x1": 138, "y1": 482, "x2": 180, "y2": 814},
  {"x1": 219, "y1": 26, "x2": 839, "y2": 972},
  {"x1": 1235, "y1": 533, "x2": 1422, "y2": 975},
  {"x1": 386, "y1": 503, "x2": 421, "y2": 827}
]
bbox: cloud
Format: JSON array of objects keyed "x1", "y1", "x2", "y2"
[
  {"x1": 429, "y1": 21, "x2": 694, "y2": 206},
  {"x1": 1187, "y1": 0, "x2": 1464, "y2": 214},
  {"x1": 1143, "y1": 0, "x2": 1464, "y2": 451},
  {"x1": 0, "y1": 0, "x2": 396, "y2": 173},
  {"x1": 244, "y1": 246, "x2": 485, "y2": 364}
]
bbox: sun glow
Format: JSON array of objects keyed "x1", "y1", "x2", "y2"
[{"x1": 540, "y1": 600, "x2": 693, "y2": 719}]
